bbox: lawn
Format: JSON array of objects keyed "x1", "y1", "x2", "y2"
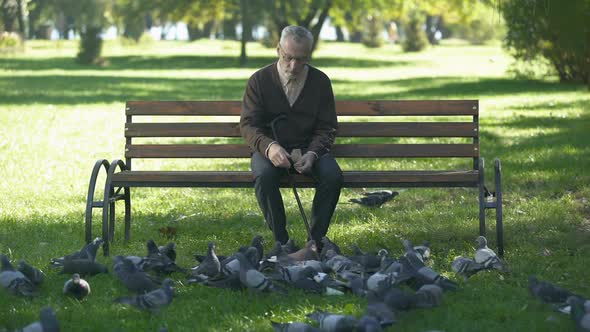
[{"x1": 0, "y1": 39, "x2": 588, "y2": 331}]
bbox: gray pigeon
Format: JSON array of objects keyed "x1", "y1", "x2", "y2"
[
  {"x1": 567, "y1": 296, "x2": 590, "y2": 331},
  {"x1": 306, "y1": 310, "x2": 358, "y2": 332},
  {"x1": 366, "y1": 291, "x2": 396, "y2": 327},
  {"x1": 0, "y1": 254, "x2": 36, "y2": 297},
  {"x1": 63, "y1": 273, "x2": 91, "y2": 300},
  {"x1": 191, "y1": 242, "x2": 221, "y2": 278},
  {"x1": 474, "y1": 236, "x2": 508, "y2": 272},
  {"x1": 350, "y1": 190, "x2": 398, "y2": 207},
  {"x1": 271, "y1": 321, "x2": 322, "y2": 332},
  {"x1": 143, "y1": 239, "x2": 184, "y2": 274},
  {"x1": 189, "y1": 272, "x2": 243, "y2": 290},
  {"x1": 324, "y1": 250, "x2": 365, "y2": 274},
  {"x1": 356, "y1": 315, "x2": 383, "y2": 332},
  {"x1": 158, "y1": 242, "x2": 177, "y2": 262},
  {"x1": 51, "y1": 237, "x2": 103, "y2": 266},
  {"x1": 414, "y1": 284, "x2": 444, "y2": 308},
  {"x1": 235, "y1": 252, "x2": 287, "y2": 294},
  {"x1": 282, "y1": 239, "x2": 300, "y2": 254},
  {"x1": 115, "y1": 278, "x2": 174, "y2": 312},
  {"x1": 400, "y1": 239, "x2": 458, "y2": 291},
  {"x1": 349, "y1": 245, "x2": 382, "y2": 272},
  {"x1": 529, "y1": 275, "x2": 575, "y2": 304},
  {"x1": 451, "y1": 256, "x2": 485, "y2": 280},
  {"x1": 113, "y1": 255, "x2": 160, "y2": 294},
  {"x1": 288, "y1": 240, "x2": 319, "y2": 262},
  {"x1": 366, "y1": 271, "x2": 398, "y2": 293},
  {"x1": 320, "y1": 236, "x2": 342, "y2": 260},
  {"x1": 58, "y1": 259, "x2": 108, "y2": 276},
  {"x1": 20, "y1": 306, "x2": 59, "y2": 332},
  {"x1": 250, "y1": 234, "x2": 264, "y2": 260},
  {"x1": 221, "y1": 247, "x2": 260, "y2": 276},
  {"x1": 413, "y1": 241, "x2": 431, "y2": 262},
  {"x1": 17, "y1": 260, "x2": 45, "y2": 286},
  {"x1": 380, "y1": 287, "x2": 415, "y2": 311}
]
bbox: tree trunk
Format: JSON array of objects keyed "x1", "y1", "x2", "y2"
[
  {"x1": 2, "y1": 0, "x2": 17, "y2": 32},
  {"x1": 186, "y1": 23, "x2": 202, "y2": 41},
  {"x1": 309, "y1": 0, "x2": 331, "y2": 53},
  {"x1": 239, "y1": 0, "x2": 248, "y2": 65},
  {"x1": 335, "y1": 25, "x2": 344, "y2": 41},
  {"x1": 15, "y1": 0, "x2": 24, "y2": 36}
]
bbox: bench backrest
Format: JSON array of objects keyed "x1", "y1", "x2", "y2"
[{"x1": 124, "y1": 100, "x2": 480, "y2": 171}]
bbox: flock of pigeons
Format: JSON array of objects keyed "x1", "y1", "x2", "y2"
[{"x1": 1, "y1": 231, "x2": 589, "y2": 331}]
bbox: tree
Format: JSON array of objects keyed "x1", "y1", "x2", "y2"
[{"x1": 501, "y1": 0, "x2": 590, "y2": 86}]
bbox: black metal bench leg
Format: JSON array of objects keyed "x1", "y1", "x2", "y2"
[
  {"x1": 478, "y1": 158, "x2": 486, "y2": 236},
  {"x1": 85, "y1": 159, "x2": 110, "y2": 243},
  {"x1": 124, "y1": 187, "x2": 131, "y2": 243},
  {"x1": 494, "y1": 158, "x2": 504, "y2": 257},
  {"x1": 101, "y1": 182, "x2": 112, "y2": 256}
]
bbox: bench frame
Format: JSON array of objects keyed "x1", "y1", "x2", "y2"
[{"x1": 85, "y1": 100, "x2": 503, "y2": 256}]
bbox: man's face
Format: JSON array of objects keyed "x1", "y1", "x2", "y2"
[{"x1": 277, "y1": 37, "x2": 311, "y2": 79}]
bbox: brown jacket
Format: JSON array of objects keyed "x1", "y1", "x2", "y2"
[{"x1": 240, "y1": 63, "x2": 337, "y2": 157}]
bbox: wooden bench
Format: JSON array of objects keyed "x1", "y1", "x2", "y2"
[{"x1": 85, "y1": 100, "x2": 504, "y2": 256}]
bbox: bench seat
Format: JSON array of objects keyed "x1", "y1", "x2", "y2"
[{"x1": 112, "y1": 170, "x2": 480, "y2": 188}]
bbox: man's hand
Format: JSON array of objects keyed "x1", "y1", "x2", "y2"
[
  {"x1": 294, "y1": 152, "x2": 316, "y2": 174},
  {"x1": 268, "y1": 143, "x2": 291, "y2": 168}
]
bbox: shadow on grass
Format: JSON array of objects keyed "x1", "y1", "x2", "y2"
[
  {"x1": 2, "y1": 74, "x2": 586, "y2": 106},
  {"x1": 334, "y1": 76, "x2": 585, "y2": 99},
  {"x1": 480, "y1": 113, "x2": 590, "y2": 191},
  {"x1": 0, "y1": 55, "x2": 410, "y2": 71}
]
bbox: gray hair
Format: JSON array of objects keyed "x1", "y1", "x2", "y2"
[{"x1": 279, "y1": 25, "x2": 314, "y2": 49}]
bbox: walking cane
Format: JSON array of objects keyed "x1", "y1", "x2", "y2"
[{"x1": 270, "y1": 115, "x2": 313, "y2": 240}]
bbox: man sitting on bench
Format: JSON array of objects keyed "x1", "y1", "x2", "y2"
[{"x1": 240, "y1": 25, "x2": 343, "y2": 246}]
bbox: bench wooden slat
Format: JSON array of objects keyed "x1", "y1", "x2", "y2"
[
  {"x1": 111, "y1": 170, "x2": 479, "y2": 188},
  {"x1": 126, "y1": 100, "x2": 478, "y2": 116},
  {"x1": 125, "y1": 144, "x2": 479, "y2": 158},
  {"x1": 125, "y1": 122, "x2": 478, "y2": 138}
]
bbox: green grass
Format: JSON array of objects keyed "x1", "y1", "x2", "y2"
[{"x1": 0, "y1": 39, "x2": 589, "y2": 331}]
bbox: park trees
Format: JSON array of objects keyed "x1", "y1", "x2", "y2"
[{"x1": 501, "y1": 0, "x2": 590, "y2": 87}]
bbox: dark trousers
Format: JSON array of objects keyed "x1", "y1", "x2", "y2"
[{"x1": 251, "y1": 151, "x2": 343, "y2": 244}]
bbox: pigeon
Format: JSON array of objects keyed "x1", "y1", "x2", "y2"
[
  {"x1": 235, "y1": 252, "x2": 286, "y2": 294},
  {"x1": 324, "y1": 250, "x2": 365, "y2": 274},
  {"x1": 51, "y1": 237, "x2": 103, "y2": 266},
  {"x1": 113, "y1": 255, "x2": 161, "y2": 293},
  {"x1": 306, "y1": 310, "x2": 358, "y2": 332},
  {"x1": 400, "y1": 239, "x2": 458, "y2": 291},
  {"x1": 282, "y1": 239, "x2": 301, "y2": 254},
  {"x1": 58, "y1": 259, "x2": 108, "y2": 276},
  {"x1": 451, "y1": 256, "x2": 485, "y2": 280},
  {"x1": 270, "y1": 321, "x2": 322, "y2": 332},
  {"x1": 221, "y1": 247, "x2": 260, "y2": 276},
  {"x1": 189, "y1": 272, "x2": 243, "y2": 290},
  {"x1": 19, "y1": 306, "x2": 59, "y2": 332},
  {"x1": 190, "y1": 242, "x2": 221, "y2": 278},
  {"x1": 336, "y1": 270, "x2": 367, "y2": 297},
  {"x1": 366, "y1": 271, "x2": 398, "y2": 293},
  {"x1": 142, "y1": 239, "x2": 185, "y2": 274},
  {"x1": 366, "y1": 291, "x2": 396, "y2": 327},
  {"x1": 17, "y1": 260, "x2": 46, "y2": 286},
  {"x1": 158, "y1": 242, "x2": 177, "y2": 262},
  {"x1": 320, "y1": 236, "x2": 342, "y2": 260},
  {"x1": 474, "y1": 236, "x2": 508, "y2": 272},
  {"x1": 380, "y1": 287, "x2": 415, "y2": 311},
  {"x1": 529, "y1": 275, "x2": 575, "y2": 304},
  {"x1": 250, "y1": 234, "x2": 264, "y2": 260},
  {"x1": 349, "y1": 245, "x2": 382, "y2": 272},
  {"x1": 413, "y1": 241, "x2": 431, "y2": 262},
  {"x1": 0, "y1": 254, "x2": 36, "y2": 297},
  {"x1": 288, "y1": 240, "x2": 319, "y2": 262},
  {"x1": 270, "y1": 265, "x2": 318, "y2": 284},
  {"x1": 567, "y1": 296, "x2": 590, "y2": 331},
  {"x1": 63, "y1": 273, "x2": 91, "y2": 300},
  {"x1": 414, "y1": 284, "x2": 444, "y2": 308},
  {"x1": 115, "y1": 278, "x2": 175, "y2": 312},
  {"x1": 356, "y1": 315, "x2": 383, "y2": 332},
  {"x1": 350, "y1": 190, "x2": 398, "y2": 207}
]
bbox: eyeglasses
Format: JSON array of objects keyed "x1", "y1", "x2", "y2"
[{"x1": 279, "y1": 47, "x2": 310, "y2": 64}]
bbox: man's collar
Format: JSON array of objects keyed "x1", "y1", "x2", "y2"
[{"x1": 276, "y1": 62, "x2": 308, "y2": 87}]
